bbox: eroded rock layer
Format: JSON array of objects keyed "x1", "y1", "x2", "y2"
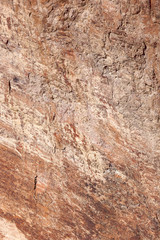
[{"x1": 0, "y1": 0, "x2": 160, "y2": 239}]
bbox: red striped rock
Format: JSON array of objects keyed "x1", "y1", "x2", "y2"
[{"x1": 0, "y1": 0, "x2": 160, "y2": 239}]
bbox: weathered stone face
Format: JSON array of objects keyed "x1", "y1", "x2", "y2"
[{"x1": 0, "y1": 0, "x2": 160, "y2": 239}]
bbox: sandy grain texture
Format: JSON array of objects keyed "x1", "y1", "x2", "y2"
[{"x1": 0, "y1": 0, "x2": 160, "y2": 239}]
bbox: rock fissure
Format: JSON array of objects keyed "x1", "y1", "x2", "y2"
[{"x1": 34, "y1": 175, "x2": 38, "y2": 191}]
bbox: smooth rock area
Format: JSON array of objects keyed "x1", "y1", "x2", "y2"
[{"x1": 0, "y1": 0, "x2": 160, "y2": 239}]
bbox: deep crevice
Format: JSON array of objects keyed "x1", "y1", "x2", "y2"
[{"x1": 34, "y1": 176, "x2": 38, "y2": 190}]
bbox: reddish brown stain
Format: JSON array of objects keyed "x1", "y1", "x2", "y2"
[{"x1": 7, "y1": 17, "x2": 11, "y2": 30}]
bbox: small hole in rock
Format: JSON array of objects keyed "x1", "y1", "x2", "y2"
[{"x1": 13, "y1": 77, "x2": 19, "y2": 82}]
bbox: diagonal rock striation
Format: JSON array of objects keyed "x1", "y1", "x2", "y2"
[{"x1": 0, "y1": 0, "x2": 160, "y2": 239}]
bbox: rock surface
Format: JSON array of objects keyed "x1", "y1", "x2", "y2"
[{"x1": 0, "y1": 0, "x2": 160, "y2": 239}]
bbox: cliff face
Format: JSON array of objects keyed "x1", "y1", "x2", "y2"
[{"x1": 0, "y1": 0, "x2": 160, "y2": 239}]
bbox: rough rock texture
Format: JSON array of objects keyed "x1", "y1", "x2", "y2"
[{"x1": 0, "y1": 0, "x2": 160, "y2": 239}]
